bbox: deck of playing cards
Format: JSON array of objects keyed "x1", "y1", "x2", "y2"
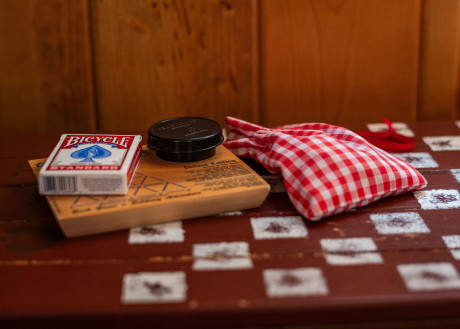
[{"x1": 38, "y1": 134, "x2": 142, "y2": 195}]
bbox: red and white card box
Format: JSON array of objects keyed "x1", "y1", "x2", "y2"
[{"x1": 38, "y1": 134, "x2": 142, "y2": 195}]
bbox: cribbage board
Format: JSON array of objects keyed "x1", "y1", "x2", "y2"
[
  {"x1": 28, "y1": 145, "x2": 270, "y2": 238},
  {"x1": 1, "y1": 122, "x2": 460, "y2": 329}
]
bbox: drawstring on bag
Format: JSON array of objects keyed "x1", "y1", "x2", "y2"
[{"x1": 356, "y1": 120, "x2": 414, "y2": 151}]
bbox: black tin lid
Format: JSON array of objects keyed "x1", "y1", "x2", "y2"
[{"x1": 147, "y1": 117, "x2": 224, "y2": 162}]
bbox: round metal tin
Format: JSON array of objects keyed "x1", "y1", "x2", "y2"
[{"x1": 147, "y1": 117, "x2": 224, "y2": 162}]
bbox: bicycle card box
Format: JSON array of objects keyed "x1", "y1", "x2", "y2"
[{"x1": 38, "y1": 134, "x2": 142, "y2": 195}]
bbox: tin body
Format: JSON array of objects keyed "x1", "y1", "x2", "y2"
[{"x1": 148, "y1": 117, "x2": 224, "y2": 162}]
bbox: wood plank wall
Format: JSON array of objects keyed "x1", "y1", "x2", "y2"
[{"x1": 0, "y1": 0, "x2": 459, "y2": 134}]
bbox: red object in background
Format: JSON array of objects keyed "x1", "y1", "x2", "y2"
[
  {"x1": 224, "y1": 117, "x2": 426, "y2": 221},
  {"x1": 356, "y1": 119, "x2": 414, "y2": 151}
]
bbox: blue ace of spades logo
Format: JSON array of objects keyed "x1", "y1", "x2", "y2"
[{"x1": 71, "y1": 145, "x2": 112, "y2": 163}]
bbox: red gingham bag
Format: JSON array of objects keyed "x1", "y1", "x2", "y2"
[{"x1": 224, "y1": 117, "x2": 427, "y2": 220}]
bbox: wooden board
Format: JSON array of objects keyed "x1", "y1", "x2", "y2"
[
  {"x1": 29, "y1": 146, "x2": 270, "y2": 237},
  {"x1": 260, "y1": 0, "x2": 421, "y2": 126},
  {"x1": 417, "y1": 0, "x2": 460, "y2": 121},
  {"x1": 90, "y1": 0, "x2": 258, "y2": 131},
  {"x1": 1, "y1": 0, "x2": 459, "y2": 136},
  {"x1": 0, "y1": 0, "x2": 96, "y2": 134},
  {"x1": 1, "y1": 121, "x2": 460, "y2": 328}
]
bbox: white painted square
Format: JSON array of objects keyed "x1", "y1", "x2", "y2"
[
  {"x1": 263, "y1": 268, "x2": 328, "y2": 298},
  {"x1": 451, "y1": 169, "x2": 460, "y2": 183},
  {"x1": 392, "y1": 152, "x2": 438, "y2": 168},
  {"x1": 218, "y1": 211, "x2": 243, "y2": 216},
  {"x1": 121, "y1": 271, "x2": 187, "y2": 304},
  {"x1": 251, "y1": 216, "x2": 307, "y2": 240},
  {"x1": 367, "y1": 122, "x2": 414, "y2": 137},
  {"x1": 128, "y1": 221, "x2": 184, "y2": 244},
  {"x1": 414, "y1": 189, "x2": 460, "y2": 210},
  {"x1": 320, "y1": 238, "x2": 383, "y2": 265},
  {"x1": 397, "y1": 263, "x2": 460, "y2": 292},
  {"x1": 370, "y1": 212, "x2": 430, "y2": 235},
  {"x1": 423, "y1": 136, "x2": 460, "y2": 151},
  {"x1": 442, "y1": 235, "x2": 460, "y2": 260},
  {"x1": 192, "y1": 241, "x2": 253, "y2": 271}
]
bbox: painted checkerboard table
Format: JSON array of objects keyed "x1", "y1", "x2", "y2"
[{"x1": 1, "y1": 121, "x2": 460, "y2": 329}]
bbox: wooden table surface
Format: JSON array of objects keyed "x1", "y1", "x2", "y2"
[{"x1": 1, "y1": 121, "x2": 460, "y2": 329}]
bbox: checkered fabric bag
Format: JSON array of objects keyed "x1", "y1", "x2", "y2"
[{"x1": 224, "y1": 117, "x2": 427, "y2": 220}]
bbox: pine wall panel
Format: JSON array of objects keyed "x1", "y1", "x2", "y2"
[
  {"x1": 90, "y1": 0, "x2": 258, "y2": 132},
  {"x1": 417, "y1": 0, "x2": 460, "y2": 121},
  {"x1": 0, "y1": 0, "x2": 96, "y2": 134},
  {"x1": 260, "y1": 0, "x2": 421, "y2": 127},
  {"x1": 0, "y1": 0, "x2": 459, "y2": 134}
]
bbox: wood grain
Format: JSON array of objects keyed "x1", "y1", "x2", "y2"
[
  {"x1": 1, "y1": 0, "x2": 459, "y2": 135},
  {"x1": 91, "y1": 0, "x2": 258, "y2": 132},
  {"x1": 2, "y1": 124, "x2": 460, "y2": 328},
  {"x1": 417, "y1": 0, "x2": 460, "y2": 121},
  {"x1": 28, "y1": 147, "x2": 270, "y2": 238},
  {"x1": 260, "y1": 0, "x2": 421, "y2": 127},
  {"x1": 0, "y1": 0, "x2": 96, "y2": 134}
]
